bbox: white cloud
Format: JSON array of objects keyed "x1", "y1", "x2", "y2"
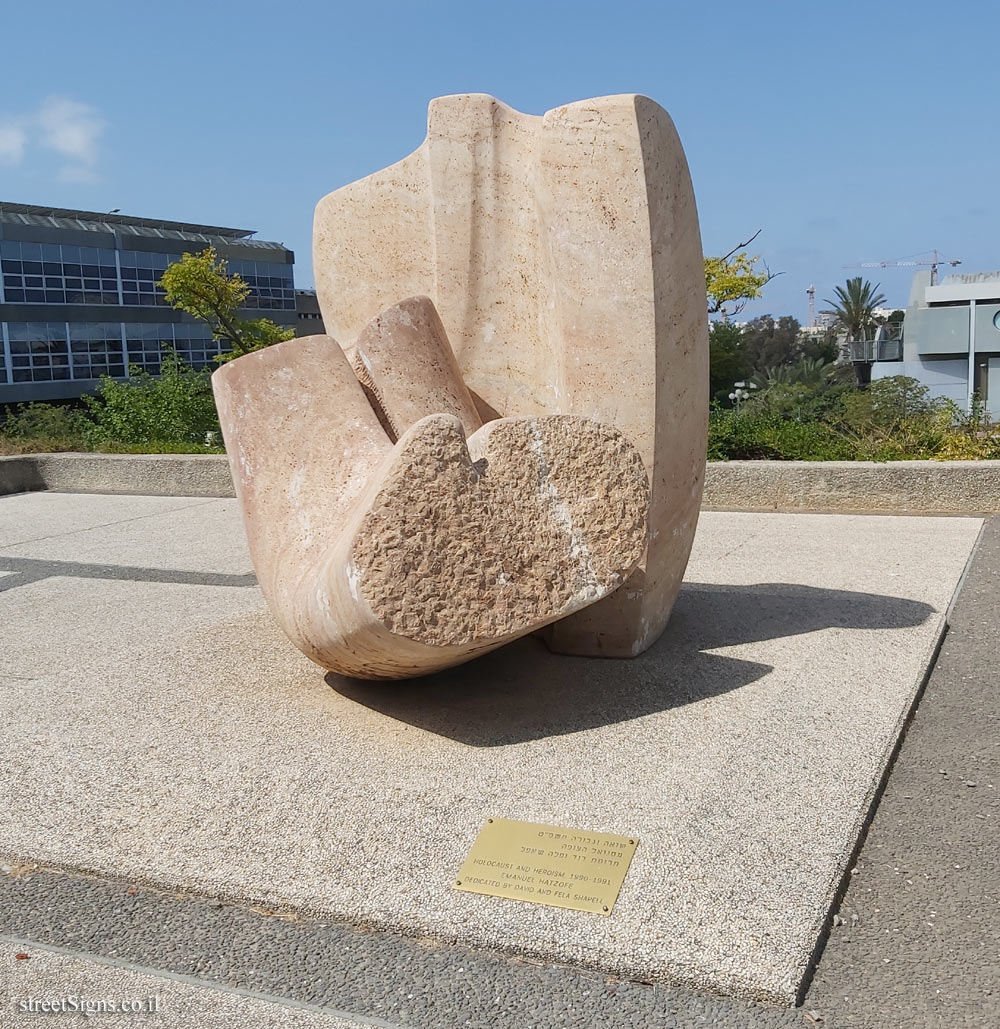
[
  {"x1": 37, "y1": 97, "x2": 105, "y2": 167},
  {"x1": 0, "y1": 97, "x2": 106, "y2": 182},
  {"x1": 0, "y1": 120, "x2": 26, "y2": 165}
]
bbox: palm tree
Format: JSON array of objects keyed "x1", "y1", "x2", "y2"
[
  {"x1": 754, "y1": 356, "x2": 839, "y2": 388},
  {"x1": 822, "y1": 277, "x2": 887, "y2": 386}
]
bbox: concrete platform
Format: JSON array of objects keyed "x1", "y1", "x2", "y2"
[{"x1": 0, "y1": 493, "x2": 983, "y2": 1003}]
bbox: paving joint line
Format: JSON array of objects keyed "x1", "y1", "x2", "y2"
[{"x1": 0, "y1": 496, "x2": 221, "y2": 550}]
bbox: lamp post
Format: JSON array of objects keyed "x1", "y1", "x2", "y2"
[{"x1": 728, "y1": 380, "x2": 758, "y2": 412}]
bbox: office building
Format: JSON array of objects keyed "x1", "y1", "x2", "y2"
[
  {"x1": 871, "y1": 270, "x2": 1000, "y2": 415},
  {"x1": 0, "y1": 201, "x2": 296, "y2": 404},
  {"x1": 294, "y1": 288, "x2": 326, "y2": 335}
]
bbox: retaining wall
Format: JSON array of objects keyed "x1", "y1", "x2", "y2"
[{"x1": 3, "y1": 453, "x2": 999, "y2": 513}]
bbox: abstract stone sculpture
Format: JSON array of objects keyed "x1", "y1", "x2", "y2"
[
  {"x1": 213, "y1": 301, "x2": 649, "y2": 680},
  {"x1": 215, "y1": 92, "x2": 707, "y2": 679},
  {"x1": 313, "y1": 93, "x2": 708, "y2": 658}
]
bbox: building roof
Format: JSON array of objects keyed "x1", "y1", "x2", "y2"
[
  {"x1": 940, "y1": 271, "x2": 1000, "y2": 286},
  {"x1": 0, "y1": 201, "x2": 289, "y2": 252}
]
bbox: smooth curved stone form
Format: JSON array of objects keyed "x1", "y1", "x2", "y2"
[
  {"x1": 212, "y1": 332, "x2": 649, "y2": 680},
  {"x1": 313, "y1": 93, "x2": 708, "y2": 656},
  {"x1": 347, "y1": 295, "x2": 483, "y2": 441}
]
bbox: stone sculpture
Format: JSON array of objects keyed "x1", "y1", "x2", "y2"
[
  {"x1": 213, "y1": 303, "x2": 649, "y2": 680},
  {"x1": 214, "y1": 92, "x2": 707, "y2": 679},
  {"x1": 313, "y1": 93, "x2": 708, "y2": 658}
]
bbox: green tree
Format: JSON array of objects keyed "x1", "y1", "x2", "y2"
[
  {"x1": 705, "y1": 230, "x2": 777, "y2": 318},
  {"x1": 822, "y1": 277, "x2": 887, "y2": 344},
  {"x1": 739, "y1": 315, "x2": 802, "y2": 374},
  {"x1": 822, "y1": 277, "x2": 889, "y2": 387},
  {"x1": 159, "y1": 247, "x2": 294, "y2": 362},
  {"x1": 800, "y1": 327, "x2": 842, "y2": 364},
  {"x1": 709, "y1": 321, "x2": 751, "y2": 403}
]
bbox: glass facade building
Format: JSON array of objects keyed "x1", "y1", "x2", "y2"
[{"x1": 0, "y1": 202, "x2": 297, "y2": 401}]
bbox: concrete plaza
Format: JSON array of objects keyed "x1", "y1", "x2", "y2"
[{"x1": 0, "y1": 491, "x2": 995, "y2": 1026}]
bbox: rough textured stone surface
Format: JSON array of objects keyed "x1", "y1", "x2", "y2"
[
  {"x1": 212, "y1": 332, "x2": 648, "y2": 679},
  {"x1": 355, "y1": 416, "x2": 647, "y2": 647},
  {"x1": 314, "y1": 93, "x2": 708, "y2": 658}
]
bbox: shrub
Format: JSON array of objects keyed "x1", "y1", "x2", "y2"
[
  {"x1": 841, "y1": 376, "x2": 948, "y2": 432},
  {"x1": 749, "y1": 381, "x2": 853, "y2": 424},
  {"x1": 708, "y1": 407, "x2": 853, "y2": 461},
  {"x1": 0, "y1": 402, "x2": 91, "y2": 453},
  {"x1": 82, "y1": 356, "x2": 221, "y2": 450}
]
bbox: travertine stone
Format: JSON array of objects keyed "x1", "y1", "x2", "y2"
[
  {"x1": 212, "y1": 332, "x2": 648, "y2": 680},
  {"x1": 314, "y1": 93, "x2": 708, "y2": 656},
  {"x1": 348, "y1": 295, "x2": 482, "y2": 441}
]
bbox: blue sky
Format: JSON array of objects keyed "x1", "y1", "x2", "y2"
[{"x1": 1, "y1": 0, "x2": 995, "y2": 322}]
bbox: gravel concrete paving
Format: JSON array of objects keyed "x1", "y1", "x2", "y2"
[
  {"x1": 0, "y1": 493, "x2": 982, "y2": 1003},
  {"x1": 0, "y1": 512, "x2": 994, "y2": 1029},
  {"x1": 0, "y1": 938, "x2": 372, "y2": 1028}
]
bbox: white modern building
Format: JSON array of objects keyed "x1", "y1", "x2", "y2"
[{"x1": 870, "y1": 270, "x2": 1000, "y2": 415}]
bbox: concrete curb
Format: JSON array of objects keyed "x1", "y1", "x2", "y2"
[
  {"x1": 704, "y1": 459, "x2": 1000, "y2": 513},
  {"x1": 3, "y1": 452, "x2": 1000, "y2": 513},
  {"x1": 0, "y1": 453, "x2": 233, "y2": 498}
]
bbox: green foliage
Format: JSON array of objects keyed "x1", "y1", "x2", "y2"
[
  {"x1": 841, "y1": 375, "x2": 944, "y2": 429},
  {"x1": 708, "y1": 374, "x2": 1000, "y2": 461},
  {"x1": 705, "y1": 231, "x2": 776, "y2": 317},
  {"x1": 739, "y1": 315, "x2": 803, "y2": 371},
  {"x1": 0, "y1": 402, "x2": 91, "y2": 453},
  {"x1": 705, "y1": 252, "x2": 770, "y2": 316},
  {"x1": 800, "y1": 328, "x2": 842, "y2": 364},
  {"x1": 217, "y1": 316, "x2": 295, "y2": 362},
  {"x1": 750, "y1": 380, "x2": 854, "y2": 424},
  {"x1": 753, "y1": 356, "x2": 837, "y2": 388},
  {"x1": 708, "y1": 321, "x2": 751, "y2": 402},
  {"x1": 159, "y1": 246, "x2": 294, "y2": 361},
  {"x1": 82, "y1": 356, "x2": 221, "y2": 449},
  {"x1": 822, "y1": 276, "x2": 888, "y2": 341},
  {"x1": 708, "y1": 406, "x2": 853, "y2": 461}
]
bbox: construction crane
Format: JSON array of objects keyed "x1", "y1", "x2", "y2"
[{"x1": 844, "y1": 249, "x2": 962, "y2": 286}]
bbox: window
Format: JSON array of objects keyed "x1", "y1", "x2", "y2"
[
  {"x1": 228, "y1": 258, "x2": 296, "y2": 311},
  {"x1": 124, "y1": 322, "x2": 221, "y2": 372},
  {"x1": 173, "y1": 323, "x2": 222, "y2": 369},
  {"x1": 7, "y1": 322, "x2": 71, "y2": 382},
  {"x1": 0, "y1": 242, "x2": 293, "y2": 314},
  {"x1": 0, "y1": 241, "x2": 121, "y2": 307},
  {"x1": 68, "y1": 322, "x2": 126, "y2": 380}
]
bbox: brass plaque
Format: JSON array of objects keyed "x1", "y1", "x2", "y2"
[{"x1": 453, "y1": 817, "x2": 638, "y2": 915}]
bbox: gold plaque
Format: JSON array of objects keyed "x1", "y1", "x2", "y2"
[{"x1": 453, "y1": 817, "x2": 638, "y2": 915}]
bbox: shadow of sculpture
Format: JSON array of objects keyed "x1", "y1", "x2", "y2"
[
  {"x1": 0, "y1": 555, "x2": 257, "y2": 594},
  {"x1": 678, "y1": 582, "x2": 935, "y2": 650},
  {"x1": 326, "y1": 582, "x2": 935, "y2": 747}
]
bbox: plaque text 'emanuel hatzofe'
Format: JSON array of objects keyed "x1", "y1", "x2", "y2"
[{"x1": 453, "y1": 817, "x2": 639, "y2": 915}]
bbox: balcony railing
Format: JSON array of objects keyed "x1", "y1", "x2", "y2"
[{"x1": 849, "y1": 322, "x2": 903, "y2": 363}]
